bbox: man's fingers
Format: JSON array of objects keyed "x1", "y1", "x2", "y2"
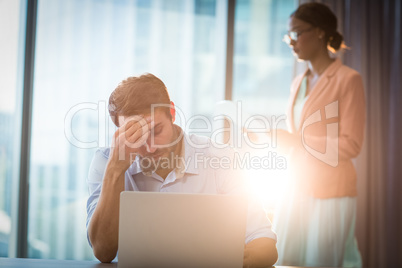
[
  {"x1": 121, "y1": 115, "x2": 150, "y2": 137},
  {"x1": 122, "y1": 119, "x2": 155, "y2": 149},
  {"x1": 133, "y1": 128, "x2": 151, "y2": 148},
  {"x1": 113, "y1": 115, "x2": 154, "y2": 152},
  {"x1": 115, "y1": 115, "x2": 151, "y2": 141},
  {"x1": 129, "y1": 119, "x2": 153, "y2": 141}
]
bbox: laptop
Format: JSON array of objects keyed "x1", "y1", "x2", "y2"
[{"x1": 118, "y1": 191, "x2": 248, "y2": 268}]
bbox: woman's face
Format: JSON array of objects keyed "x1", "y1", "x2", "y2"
[{"x1": 287, "y1": 16, "x2": 324, "y2": 61}]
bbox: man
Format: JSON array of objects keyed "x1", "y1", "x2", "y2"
[{"x1": 86, "y1": 73, "x2": 278, "y2": 267}]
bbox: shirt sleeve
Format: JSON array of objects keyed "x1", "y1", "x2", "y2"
[
  {"x1": 86, "y1": 148, "x2": 109, "y2": 247},
  {"x1": 244, "y1": 195, "x2": 277, "y2": 243}
]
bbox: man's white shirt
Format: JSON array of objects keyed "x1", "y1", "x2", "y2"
[{"x1": 86, "y1": 129, "x2": 277, "y2": 247}]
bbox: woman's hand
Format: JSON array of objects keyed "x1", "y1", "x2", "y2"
[{"x1": 271, "y1": 129, "x2": 301, "y2": 154}]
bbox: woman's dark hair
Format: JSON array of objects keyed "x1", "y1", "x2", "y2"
[{"x1": 291, "y1": 3, "x2": 344, "y2": 51}]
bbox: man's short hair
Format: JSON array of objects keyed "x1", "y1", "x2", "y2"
[{"x1": 108, "y1": 73, "x2": 171, "y2": 126}]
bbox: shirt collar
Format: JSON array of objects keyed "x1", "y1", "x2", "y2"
[
  {"x1": 126, "y1": 156, "x2": 143, "y2": 176},
  {"x1": 175, "y1": 130, "x2": 199, "y2": 178}
]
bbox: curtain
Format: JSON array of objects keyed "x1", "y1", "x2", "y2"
[
  {"x1": 299, "y1": 0, "x2": 402, "y2": 267},
  {"x1": 344, "y1": 1, "x2": 402, "y2": 267}
]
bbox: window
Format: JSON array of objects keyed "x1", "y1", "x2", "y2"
[
  {"x1": 5, "y1": 0, "x2": 297, "y2": 259},
  {"x1": 233, "y1": 0, "x2": 296, "y2": 115},
  {"x1": 0, "y1": 0, "x2": 26, "y2": 258},
  {"x1": 27, "y1": 0, "x2": 227, "y2": 260},
  {"x1": 232, "y1": 0, "x2": 297, "y2": 212}
]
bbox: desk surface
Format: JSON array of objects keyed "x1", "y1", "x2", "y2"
[
  {"x1": 0, "y1": 257, "x2": 330, "y2": 268},
  {"x1": 0, "y1": 257, "x2": 117, "y2": 268}
]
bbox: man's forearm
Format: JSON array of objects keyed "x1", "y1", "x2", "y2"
[
  {"x1": 88, "y1": 167, "x2": 125, "y2": 263},
  {"x1": 243, "y1": 237, "x2": 278, "y2": 268}
]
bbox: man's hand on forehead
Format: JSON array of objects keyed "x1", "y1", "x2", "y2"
[
  {"x1": 116, "y1": 114, "x2": 155, "y2": 148},
  {"x1": 119, "y1": 115, "x2": 155, "y2": 134},
  {"x1": 121, "y1": 114, "x2": 152, "y2": 127}
]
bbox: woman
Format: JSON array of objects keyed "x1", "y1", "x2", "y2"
[{"x1": 272, "y1": 3, "x2": 365, "y2": 267}]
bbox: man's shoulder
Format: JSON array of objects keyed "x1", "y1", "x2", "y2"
[
  {"x1": 89, "y1": 147, "x2": 110, "y2": 167},
  {"x1": 88, "y1": 147, "x2": 111, "y2": 184},
  {"x1": 184, "y1": 133, "x2": 210, "y2": 146},
  {"x1": 96, "y1": 147, "x2": 111, "y2": 158}
]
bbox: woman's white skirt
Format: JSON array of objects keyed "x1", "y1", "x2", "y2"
[{"x1": 273, "y1": 188, "x2": 362, "y2": 267}]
